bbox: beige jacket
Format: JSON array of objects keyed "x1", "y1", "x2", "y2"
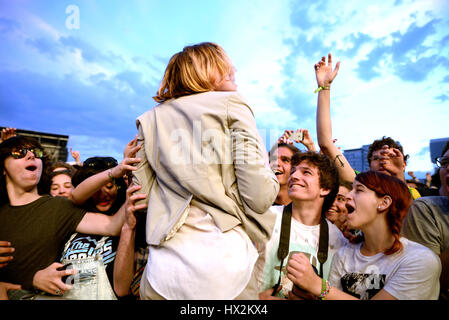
[{"x1": 133, "y1": 91, "x2": 279, "y2": 246}]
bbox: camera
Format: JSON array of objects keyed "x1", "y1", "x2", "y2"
[{"x1": 288, "y1": 131, "x2": 304, "y2": 142}]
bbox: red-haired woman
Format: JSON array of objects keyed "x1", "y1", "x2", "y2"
[{"x1": 287, "y1": 171, "x2": 441, "y2": 300}]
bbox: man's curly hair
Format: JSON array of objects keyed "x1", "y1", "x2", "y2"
[{"x1": 367, "y1": 136, "x2": 409, "y2": 165}]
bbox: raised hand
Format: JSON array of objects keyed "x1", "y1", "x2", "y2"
[
  {"x1": 123, "y1": 135, "x2": 141, "y2": 159},
  {"x1": 1, "y1": 128, "x2": 17, "y2": 142},
  {"x1": 379, "y1": 145, "x2": 406, "y2": 178},
  {"x1": 124, "y1": 184, "x2": 147, "y2": 230},
  {"x1": 300, "y1": 129, "x2": 316, "y2": 152},
  {"x1": 277, "y1": 130, "x2": 295, "y2": 145},
  {"x1": 70, "y1": 148, "x2": 82, "y2": 165},
  {"x1": 314, "y1": 53, "x2": 340, "y2": 88},
  {"x1": 110, "y1": 157, "x2": 141, "y2": 180}
]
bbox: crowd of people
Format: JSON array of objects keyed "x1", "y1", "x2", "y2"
[{"x1": 0, "y1": 43, "x2": 448, "y2": 301}]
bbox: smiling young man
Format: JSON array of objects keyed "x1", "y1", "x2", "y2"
[
  {"x1": 0, "y1": 136, "x2": 129, "y2": 299},
  {"x1": 325, "y1": 181, "x2": 352, "y2": 231},
  {"x1": 256, "y1": 151, "x2": 347, "y2": 299},
  {"x1": 269, "y1": 143, "x2": 300, "y2": 206}
]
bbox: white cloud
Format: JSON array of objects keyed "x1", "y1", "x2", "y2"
[{"x1": 68, "y1": 135, "x2": 124, "y2": 162}]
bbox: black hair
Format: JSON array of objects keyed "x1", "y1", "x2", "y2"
[
  {"x1": 367, "y1": 136, "x2": 409, "y2": 165},
  {"x1": 40, "y1": 161, "x2": 78, "y2": 194},
  {"x1": 71, "y1": 156, "x2": 126, "y2": 215}
]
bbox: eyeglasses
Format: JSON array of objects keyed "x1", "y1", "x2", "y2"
[
  {"x1": 11, "y1": 148, "x2": 44, "y2": 159},
  {"x1": 83, "y1": 157, "x2": 118, "y2": 169},
  {"x1": 435, "y1": 157, "x2": 449, "y2": 169}
]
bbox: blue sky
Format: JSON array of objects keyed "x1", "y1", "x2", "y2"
[{"x1": 1, "y1": 0, "x2": 448, "y2": 177}]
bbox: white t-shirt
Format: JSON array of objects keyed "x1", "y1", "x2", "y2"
[
  {"x1": 254, "y1": 205, "x2": 348, "y2": 298},
  {"x1": 329, "y1": 237, "x2": 441, "y2": 300},
  {"x1": 142, "y1": 205, "x2": 258, "y2": 300}
]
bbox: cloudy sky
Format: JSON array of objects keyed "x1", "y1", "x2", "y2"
[{"x1": 1, "y1": 0, "x2": 448, "y2": 177}]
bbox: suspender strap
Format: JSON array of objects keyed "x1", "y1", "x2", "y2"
[{"x1": 271, "y1": 203, "x2": 292, "y2": 296}]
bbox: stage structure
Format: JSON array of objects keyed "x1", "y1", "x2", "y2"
[{"x1": 0, "y1": 126, "x2": 69, "y2": 162}]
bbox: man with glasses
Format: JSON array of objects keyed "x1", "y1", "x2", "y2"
[{"x1": 402, "y1": 141, "x2": 449, "y2": 299}]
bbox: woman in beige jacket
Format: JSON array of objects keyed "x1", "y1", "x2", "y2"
[{"x1": 128, "y1": 42, "x2": 279, "y2": 300}]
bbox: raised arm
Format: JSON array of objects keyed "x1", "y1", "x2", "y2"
[
  {"x1": 70, "y1": 148, "x2": 82, "y2": 166},
  {"x1": 315, "y1": 53, "x2": 355, "y2": 183},
  {"x1": 70, "y1": 145, "x2": 141, "y2": 205},
  {"x1": 113, "y1": 184, "x2": 147, "y2": 297},
  {"x1": 76, "y1": 204, "x2": 125, "y2": 236}
]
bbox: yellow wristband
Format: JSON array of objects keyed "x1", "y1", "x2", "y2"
[{"x1": 314, "y1": 86, "x2": 330, "y2": 93}]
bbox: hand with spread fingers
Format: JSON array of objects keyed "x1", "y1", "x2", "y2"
[
  {"x1": 32, "y1": 262, "x2": 77, "y2": 295},
  {"x1": 123, "y1": 135, "x2": 141, "y2": 159},
  {"x1": 277, "y1": 129, "x2": 316, "y2": 152},
  {"x1": 314, "y1": 53, "x2": 340, "y2": 88},
  {"x1": 277, "y1": 130, "x2": 295, "y2": 145},
  {"x1": 1, "y1": 127, "x2": 17, "y2": 143},
  {"x1": 110, "y1": 156, "x2": 141, "y2": 180},
  {"x1": 379, "y1": 145, "x2": 406, "y2": 178}
]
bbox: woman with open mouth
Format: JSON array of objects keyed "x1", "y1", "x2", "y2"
[
  {"x1": 287, "y1": 170, "x2": 441, "y2": 300},
  {"x1": 58, "y1": 155, "x2": 135, "y2": 300}
]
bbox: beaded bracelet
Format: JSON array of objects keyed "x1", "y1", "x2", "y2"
[
  {"x1": 320, "y1": 279, "x2": 332, "y2": 300},
  {"x1": 108, "y1": 168, "x2": 114, "y2": 181}
]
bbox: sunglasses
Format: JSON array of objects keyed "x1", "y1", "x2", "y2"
[
  {"x1": 83, "y1": 157, "x2": 118, "y2": 169},
  {"x1": 435, "y1": 157, "x2": 449, "y2": 169},
  {"x1": 11, "y1": 147, "x2": 44, "y2": 159}
]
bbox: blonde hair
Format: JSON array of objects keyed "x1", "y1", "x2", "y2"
[{"x1": 153, "y1": 42, "x2": 233, "y2": 103}]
